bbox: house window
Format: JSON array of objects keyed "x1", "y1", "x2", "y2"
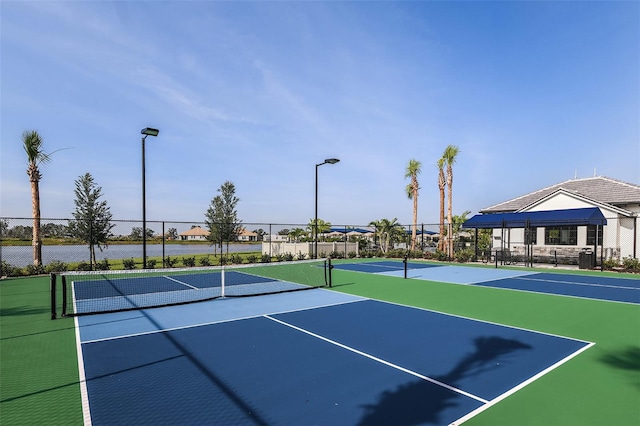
[
  {"x1": 525, "y1": 227, "x2": 537, "y2": 245},
  {"x1": 545, "y1": 226, "x2": 577, "y2": 245},
  {"x1": 586, "y1": 225, "x2": 603, "y2": 246}
]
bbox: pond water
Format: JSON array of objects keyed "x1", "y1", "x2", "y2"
[{"x1": 0, "y1": 243, "x2": 261, "y2": 267}]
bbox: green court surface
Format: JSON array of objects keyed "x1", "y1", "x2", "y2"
[{"x1": 1, "y1": 261, "x2": 639, "y2": 425}]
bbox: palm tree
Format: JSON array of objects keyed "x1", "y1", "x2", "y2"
[
  {"x1": 23, "y1": 130, "x2": 52, "y2": 267},
  {"x1": 437, "y1": 157, "x2": 446, "y2": 253},
  {"x1": 369, "y1": 218, "x2": 402, "y2": 253},
  {"x1": 404, "y1": 159, "x2": 422, "y2": 252},
  {"x1": 443, "y1": 145, "x2": 460, "y2": 256}
]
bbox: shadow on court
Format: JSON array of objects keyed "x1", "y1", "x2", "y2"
[
  {"x1": 357, "y1": 336, "x2": 532, "y2": 425},
  {"x1": 600, "y1": 346, "x2": 640, "y2": 389}
]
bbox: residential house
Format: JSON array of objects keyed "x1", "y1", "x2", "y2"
[
  {"x1": 179, "y1": 226, "x2": 210, "y2": 241},
  {"x1": 238, "y1": 228, "x2": 258, "y2": 242}
]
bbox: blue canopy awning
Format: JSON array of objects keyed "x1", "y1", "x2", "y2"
[
  {"x1": 329, "y1": 227, "x2": 372, "y2": 233},
  {"x1": 463, "y1": 207, "x2": 607, "y2": 229}
]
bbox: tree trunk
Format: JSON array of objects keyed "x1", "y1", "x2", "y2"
[
  {"x1": 447, "y1": 167, "x2": 453, "y2": 257},
  {"x1": 411, "y1": 185, "x2": 418, "y2": 252},
  {"x1": 31, "y1": 178, "x2": 42, "y2": 267},
  {"x1": 438, "y1": 170, "x2": 446, "y2": 252}
]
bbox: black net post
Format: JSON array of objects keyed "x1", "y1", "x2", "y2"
[
  {"x1": 50, "y1": 273, "x2": 57, "y2": 320},
  {"x1": 403, "y1": 254, "x2": 408, "y2": 279},
  {"x1": 61, "y1": 275, "x2": 68, "y2": 317},
  {"x1": 327, "y1": 257, "x2": 333, "y2": 288}
]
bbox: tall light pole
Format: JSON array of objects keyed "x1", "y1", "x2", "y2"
[
  {"x1": 315, "y1": 158, "x2": 340, "y2": 259},
  {"x1": 141, "y1": 127, "x2": 159, "y2": 269}
]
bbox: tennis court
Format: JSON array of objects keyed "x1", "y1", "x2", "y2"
[
  {"x1": 76, "y1": 288, "x2": 591, "y2": 425},
  {"x1": 333, "y1": 261, "x2": 640, "y2": 304},
  {"x1": 3, "y1": 260, "x2": 639, "y2": 425}
]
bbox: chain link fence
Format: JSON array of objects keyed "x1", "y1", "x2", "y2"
[
  {"x1": 0, "y1": 217, "x2": 443, "y2": 276},
  {"x1": 2, "y1": 216, "x2": 637, "y2": 276}
]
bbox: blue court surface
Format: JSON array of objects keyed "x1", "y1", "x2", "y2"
[
  {"x1": 76, "y1": 289, "x2": 592, "y2": 425},
  {"x1": 333, "y1": 261, "x2": 640, "y2": 304}
]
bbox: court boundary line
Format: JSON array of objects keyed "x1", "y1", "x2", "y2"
[
  {"x1": 362, "y1": 296, "x2": 593, "y2": 345},
  {"x1": 80, "y1": 297, "x2": 366, "y2": 344},
  {"x1": 387, "y1": 268, "x2": 640, "y2": 305},
  {"x1": 450, "y1": 341, "x2": 596, "y2": 426},
  {"x1": 264, "y1": 314, "x2": 489, "y2": 404},
  {"x1": 473, "y1": 280, "x2": 640, "y2": 306},
  {"x1": 74, "y1": 316, "x2": 92, "y2": 426},
  {"x1": 517, "y1": 276, "x2": 640, "y2": 291}
]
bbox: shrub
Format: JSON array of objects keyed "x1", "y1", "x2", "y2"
[
  {"x1": 622, "y1": 256, "x2": 640, "y2": 272},
  {"x1": 348, "y1": 251, "x2": 357, "y2": 259},
  {"x1": 45, "y1": 260, "x2": 68, "y2": 273},
  {"x1": 76, "y1": 261, "x2": 93, "y2": 271},
  {"x1": 247, "y1": 254, "x2": 259, "y2": 264},
  {"x1": 219, "y1": 256, "x2": 228, "y2": 266},
  {"x1": 454, "y1": 248, "x2": 474, "y2": 263},
  {"x1": 199, "y1": 256, "x2": 211, "y2": 266},
  {"x1": 123, "y1": 258, "x2": 136, "y2": 270},
  {"x1": 146, "y1": 259, "x2": 157, "y2": 269},
  {"x1": 329, "y1": 251, "x2": 344, "y2": 259},
  {"x1": 283, "y1": 252, "x2": 294, "y2": 262},
  {"x1": 182, "y1": 256, "x2": 196, "y2": 267},
  {"x1": 602, "y1": 258, "x2": 620, "y2": 270},
  {"x1": 25, "y1": 264, "x2": 46, "y2": 275},
  {"x1": 230, "y1": 254, "x2": 243, "y2": 264},
  {"x1": 165, "y1": 256, "x2": 178, "y2": 268},
  {"x1": 275, "y1": 253, "x2": 286, "y2": 262},
  {"x1": 95, "y1": 258, "x2": 110, "y2": 271},
  {"x1": 433, "y1": 250, "x2": 450, "y2": 262},
  {"x1": 1, "y1": 261, "x2": 18, "y2": 277},
  {"x1": 296, "y1": 252, "x2": 307, "y2": 261},
  {"x1": 261, "y1": 254, "x2": 271, "y2": 263}
]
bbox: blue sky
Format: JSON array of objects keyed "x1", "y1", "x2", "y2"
[{"x1": 2, "y1": 1, "x2": 638, "y2": 229}]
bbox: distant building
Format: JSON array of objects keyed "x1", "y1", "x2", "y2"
[
  {"x1": 467, "y1": 176, "x2": 640, "y2": 262},
  {"x1": 179, "y1": 226, "x2": 210, "y2": 241},
  {"x1": 238, "y1": 228, "x2": 258, "y2": 242}
]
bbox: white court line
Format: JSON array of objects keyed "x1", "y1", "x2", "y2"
[
  {"x1": 74, "y1": 316, "x2": 93, "y2": 426},
  {"x1": 81, "y1": 298, "x2": 365, "y2": 344},
  {"x1": 265, "y1": 314, "x2": 489, "y2": 404},
  {"x1": 163, "y1": 275, "x2": 199, "y2": 290},
  {"x1": 450, "y1": 341, "x2": 595, "y2": 426},
  {"x1": 517, "y1": 276, "x2": 640, "y2": 291}
]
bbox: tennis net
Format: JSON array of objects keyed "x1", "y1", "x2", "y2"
[{"x1": 50, "y1": 258, "x2": 331, "y2": 318}]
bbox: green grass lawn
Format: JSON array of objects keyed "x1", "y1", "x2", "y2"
[{"x1": 1, "y1": 263, "x2": 638, "y2": 425}]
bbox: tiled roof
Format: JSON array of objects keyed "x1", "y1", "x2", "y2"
[
  {"x1": 180, "y1": 226, "x2": 210, "y2": 236},
  {"x1": 481, "y1": 176, "x2": 640, "y2": 213}
]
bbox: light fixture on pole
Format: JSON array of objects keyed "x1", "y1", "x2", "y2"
[
  {"x1": 314, "y1": 158, "x2": 340, "y2": 259},
  {"x1": 141, "y1": 127, "x2": 159, "y2": 269}
]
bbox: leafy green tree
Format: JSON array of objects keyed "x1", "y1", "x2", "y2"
[
  {"x1": 42, "y1": 222, "x2": 68, "y2": 238},
  {"x1": 166, "y1": 228, "x2": 178, "y2": 240},
  {"x1": 68, "y1": 173, "x2": 115, "y2": 268},
  {"x1": 205, "y1": 181, "x2": 242, "y2": 256},
  {"x1": 130, "y1": 227, "x2": 154, "y2": 240},
  {"x1": 451, "y1": 210, "x2": 472, "y2": 246},
  {"x1": 6, "y1": 225, "x2": 32, "y2": 239},
  {"x1": 405, "y1": 159, "x2": 422, "y2": 251},
  {"x1": 252, "y1": 228, "x2": 266, "y2": 241},
  {"x1": 23, "y1": 130, "x2": 53, "y2": 266}
]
